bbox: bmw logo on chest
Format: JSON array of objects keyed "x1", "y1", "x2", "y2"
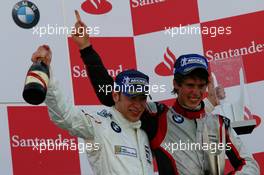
[
  {"x1": 111, "y1": 121, "x2": 121, "y2": 133},
  {"x1": 12, "y1": 1, "x2": 40, "y2": 29},
  {"x1": 172, "y1": 114, "x2": 184, "y2": 124}
]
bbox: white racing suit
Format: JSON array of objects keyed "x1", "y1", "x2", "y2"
[
  {"x1": 44, "y1": 74, "x2": 154, "y2": 175},
  {"x1": 144, "y1": 100, "x2": 260, "y2": 175}
]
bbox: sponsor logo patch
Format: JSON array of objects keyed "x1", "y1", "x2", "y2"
[
  {"x1": 145, "y1": 145, "x2": 152, "y2": 164},
  {"x1": 97, "y1": 109, "x2": 112, "y2": 119},
  {"x1": 172, "y1": 114, "x2": 184, "y2": 124},
  {"x1": 111, "y1": 121, "x2": 121, "y2": 133},
  {"x1": 114, "y1": 145, "x2": 137, "y2": 157}
]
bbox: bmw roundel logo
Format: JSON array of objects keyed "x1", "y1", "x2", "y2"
[
  {"x1": 172, "y1": 114, "x2": 184, "y2": 124},
  {"x1": 111, "y1": 121, "x2": 121, "y2": 133},
  {"x1": 12, "y1": 1, "x2": 40, "y2": 29}
]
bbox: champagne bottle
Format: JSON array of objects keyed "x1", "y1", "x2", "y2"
[{"x1": 23, "y1": 61, "x2": 50, "y2": 105}]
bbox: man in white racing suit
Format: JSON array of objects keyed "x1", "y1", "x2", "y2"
[{"x1": 31, "y1": 45, "x2": 155, "y2": 175}]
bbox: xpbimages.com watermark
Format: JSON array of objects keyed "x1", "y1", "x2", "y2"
[
  {"x1": 164, "y1": 140, "x2": 231, "y2": 154},
  {"x1": 164, "y1": 24, "x2": 232, "y2": 38},
  {"x1": 32, "y1": 24, "x2": 100, "y2": 37},
  {"x1": 11, "y1": 134, "x2": 100, "y2": 154},
  {"x1": 98, "y1": 84, "x2": 168, "y2": 96}
]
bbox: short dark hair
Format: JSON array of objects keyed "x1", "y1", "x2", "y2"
[{"x1": 172, "y1": 68, "x2": 209, "y2": 94}]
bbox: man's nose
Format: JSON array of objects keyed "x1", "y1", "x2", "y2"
[{"x1": 191, "y1": 86, "x2": 202, "y2": 95}]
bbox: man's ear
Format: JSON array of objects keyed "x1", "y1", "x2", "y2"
[
  {"x1": 112, "y1": 92, "x2": 120, "y2": 103},
  {"x1": 173, "y1": 79, "x2": 180, "y2": 91}
]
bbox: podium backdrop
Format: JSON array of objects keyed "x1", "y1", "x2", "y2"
[{"x1": 1, "y1": 0, "x2": 264, "y2": 174}]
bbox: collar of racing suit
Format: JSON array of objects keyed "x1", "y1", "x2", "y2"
[
  {"x1": 112, "y1": 107, "x2": 141, "y2": 129},
  {"x1": 172, "y1": 99, "x2": 206, "y2": 119}
]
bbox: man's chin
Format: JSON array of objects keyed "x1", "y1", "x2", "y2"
[{"x1": 187, "y1": 102, "x2": 201, "y2": 109}]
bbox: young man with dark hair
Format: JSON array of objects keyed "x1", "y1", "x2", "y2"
[{"x1": 31, "y1": 45, "x2": 156, "y2": 175}]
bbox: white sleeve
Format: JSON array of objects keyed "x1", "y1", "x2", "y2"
[{"x1": 44, "y1": 68, "x2": 95, "y2": 140}]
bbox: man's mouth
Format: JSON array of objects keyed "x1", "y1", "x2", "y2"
[
  {"x1": 189, "y1": 97, "x2": 200, "y2": 103},
  {"x1": 129, "y1": 109, "x2": 141, "y2": 115}
]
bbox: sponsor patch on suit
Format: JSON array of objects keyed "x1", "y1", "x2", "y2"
[{"x1": 114, "y1": 145, "x2": 137, "y2": 157}]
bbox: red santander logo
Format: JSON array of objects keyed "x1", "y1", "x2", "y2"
[
  {"x1": 244, "y1": 106, "x2": 261, "y2": 128},
  {"x1": 81, "y1": 0, "x2": 112, "y2": 14},
  {"x1": 155, "y1": 47, "x2": 176, "y2": 76}
]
